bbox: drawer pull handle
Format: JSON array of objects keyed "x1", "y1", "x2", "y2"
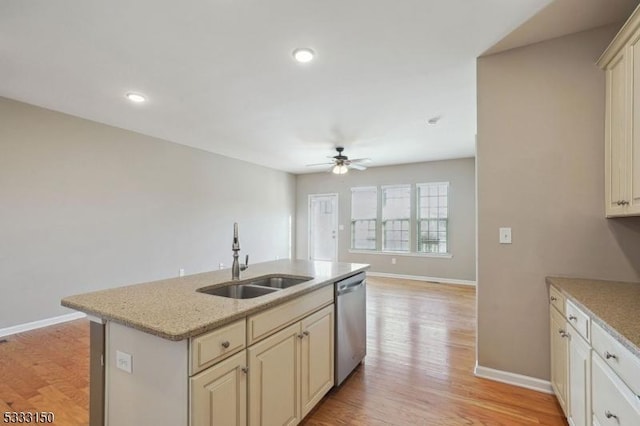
[
  {"x1": 568, "y1": 315, "x2": 577, "y2": 321},
  {"x1": 605, "y1": 410, "x2": 618, "y2": 419},
  {"x1": 303, "y1": 331, "x2": 310, "y2": 336},
  {"x1": 558, "y1": 330, "x2": 569, "y2": 338},
  {"x1": 605, "y1": 351, "x2": 617, "y2": 360},
  {"x1": 241, "y1": 367, "x2": 248, "y2": 374},
  {"x1": 221, "y1": 341, "x2": 230, "y2": 349},
  {"x1": 297, "y1": 333, "x2": 304, "y2": 339},
  {"x1": 550, "y1": 296, "x2": 557, "y2": 301}
]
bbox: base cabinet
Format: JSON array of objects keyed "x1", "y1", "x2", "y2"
[
  {"x1": 567, "y1": 331, "x2": 590, "y2": 426},
  {"x1": 248, "y1": 304, "x2": 335, "y2": 426},
  {"x1": 248, "y1": 323, "x2": 301, "y2": 426},
  {"x1": 300, "y1": 305, "x2": 335, "y2": 418},
  {"x1": 592, "y1": 354, "x2": 640, "y2": 426},
  {"x1": 550, "y1": 307, "x2": 569, "y2": 416},
  {"x1": 190, "y1": 351, "x2": 247, "y2": 426}
]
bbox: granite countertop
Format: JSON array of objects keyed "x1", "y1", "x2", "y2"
[
  {"x1": 546, "y1": 277, "x2": 640, "y2": 358},
  {"x1": 62, "y1": 259, "x2": 369, "y2": 341}
]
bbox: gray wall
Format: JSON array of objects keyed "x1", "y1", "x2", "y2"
[
  {"x1": 477, "y1": 25, "x2": 640, "y2": 380},
  {"x1": 296, "y1": 159, "x2": 476, "y2": 282},
  {"x1": 0, "y1": 97, "x2": 296, "y2": 329}
]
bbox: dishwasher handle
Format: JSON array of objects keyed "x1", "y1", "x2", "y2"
[{"x1": 337, "y1": 279, "x2": 365, "y2": 295}]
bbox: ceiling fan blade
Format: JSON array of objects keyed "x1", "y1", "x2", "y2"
[
  {"x1": 349, "y1": 163, "x2": 367, "y2": 171},
  {"x1": 348, "y1": 158, "x2": 372, "y2": 163},
  {"x1": 306, "y1": 162, "x2": 335, "y2": 167}
]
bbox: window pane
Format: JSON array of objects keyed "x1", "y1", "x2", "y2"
[
  {"x1": 382, "y1": 185, "x2": 410, "y2": 251},
  {"x1": 351, "y1": 187, "x2": 377, "y2": 249},
  {"x1": 351, "y1": 187, "x2": 377, "y2": 220},
  {"x1": 417, "y1": 183, "x2": 449, "y2": 253}
]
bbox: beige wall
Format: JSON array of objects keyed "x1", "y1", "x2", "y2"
[
  {"x1": 0, "y1": 97, "x2": 296, "y2": 329},
  {"x1": 296, "y1": 159, "x2": 476, "y2": 282},
  {"x1": 477, "y1": 25, "x2": 640, "y2": 380}
]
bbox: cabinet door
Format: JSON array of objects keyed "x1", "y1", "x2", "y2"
[
  {"x1": 568, "y1": 330, "x2": 591, "y2": 426},
  {"x1": 605, "y1": 49, "x2": 628, "y2": 217},
  {"x1": 628, "y1": 28, "x2": 640, "y2": 214},
  {"x1": 550, "y1": 307, "x2": 569, "y2": 416},
  {"x1": 190, "y1": 351, "x2": 247, "y2": 426},
  {"x1": 248, "y1": 322, "x2": 301, "y2": 426},
  {"x1": 300, "y1": 304, "x2": 335, "y2": 418},
  {"x1": 592, "y1": 353, "x2": 640, "y2": 426}
]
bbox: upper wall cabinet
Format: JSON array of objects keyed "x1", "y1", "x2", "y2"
[{"x1": 599, "y1": 6, "x2": 640, "y2": 217}]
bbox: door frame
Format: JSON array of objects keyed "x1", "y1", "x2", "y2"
[{"x1": 307, "y1": 193, "x2": 339, "y2": 261}]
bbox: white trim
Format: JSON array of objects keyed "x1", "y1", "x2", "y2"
[
  {"x1": 474, "y1": 363, "x2": 554, "y2": 394},
  {"x1": 0, "y1": 312, "x2": 87, "y2": 338},
  {"x1": 366, "y1": 271, "x2": 475, "y2": 286},
  {"x1": 349, "y1": 249, "x2": 452, "y2": 259}
]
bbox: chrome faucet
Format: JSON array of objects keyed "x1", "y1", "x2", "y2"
[{"x1": 231, "y1": 222, "x2": 249, "y2": 280}]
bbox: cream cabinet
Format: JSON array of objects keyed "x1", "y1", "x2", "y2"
[
  {"x1": 300, "y1": 305, "x2": 335, "y2": 417},
  {"x1": 592, "y1": 353, "x2": 640, "y2": 426},
  {"x1": 599, "y1": 8, "x2": 640, "y2": 217},
  {"x1": 190, "y1": 351, "x2": 247, "y2": 426},
  {"x1": 248, "y1": 304, "x2": 335, "y2": 426},
  {"x1": 549, "y1": 284, "x2": 640, "y2": 426},
  {"x1": 550, "y1": 305, "x2": 569, "y2": 416},
  {"x1": 567, "y1": 325, "x2": 591, "y2": 426}
]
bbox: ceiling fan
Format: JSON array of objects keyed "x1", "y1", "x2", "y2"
[{"x1": 306, "y1": 147, "x2": 371, "y2": 174}]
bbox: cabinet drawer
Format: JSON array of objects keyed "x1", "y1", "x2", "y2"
[
  {"x1": 549, "y1": 286, "x2": 565, "y2": 314},
  {"x1": 248, "y1": 285, "x2": 333, "y2": 345},
  {"x1": 592, "y1": 353, "x2": 640, "y2": 426},
  {"x1": 190, "y1": 319, "x2": 246, "y2": 375},
  {"x1": 592, "y1": 321, "x2": 640, "y2": 396},
  {"x1": 565, "y1": 300, "x2": 590, "y2": 343}
]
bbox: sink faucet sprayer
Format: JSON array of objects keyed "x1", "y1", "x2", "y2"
[{"x1": 231, "y1": 222, "x2": 249, "y2": 280}]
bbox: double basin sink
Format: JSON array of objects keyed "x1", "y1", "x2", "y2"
[{"x1": 197, "y1": 275, "x2": 313, "y2": 299}]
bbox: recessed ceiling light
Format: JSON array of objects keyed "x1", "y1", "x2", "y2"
[
  {"x1": 293, "y1": 48, "x2": 315, "y2": 63},
  {"x1": 125, "y1": 92, "x2": 146, "y2": 103}
]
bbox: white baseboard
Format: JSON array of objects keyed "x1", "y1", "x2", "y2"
[
  {"x1": 366, "y1": 271, "x2": 476, "y2": 286},
  {"x1": 474, "y1": 363, "x2": 553, "y2": 394},
  {"x1": 0, "y1": 312, "x2": 87, "y2": 338}
]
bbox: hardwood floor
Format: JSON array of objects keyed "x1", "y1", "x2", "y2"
[
  {"x1": 0, "y1": 277, "x2": 566, "y2": 425},
  {"x1": 301, "y1": 277, "x2": 567, "y2": 426}
]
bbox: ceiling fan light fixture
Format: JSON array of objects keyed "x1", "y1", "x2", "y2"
[
  {"x1": 293, "y1": 48, "x2": 315, "y2": 63},
  {"x1": 332, "y1": 163, "x2": 349, "y2": 175}
]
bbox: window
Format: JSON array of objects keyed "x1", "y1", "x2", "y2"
[
  {"x1": 351, "y1": 187, "x2": 377, "y2": 250},
  {"x1": 417, "y1": 182, "x2": 448, "y2": 254},
  {"x1": 382, "y1": 185, "x2": 411, "y2": 251}
]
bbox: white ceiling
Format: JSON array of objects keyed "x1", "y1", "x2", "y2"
[{"x1": 1, "y1": 0, "x2": 633, "y2": 174}]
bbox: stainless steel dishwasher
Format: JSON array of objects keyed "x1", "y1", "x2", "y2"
[{"x1": 335, "y1": 271, "x2": 367, "y2": 386}]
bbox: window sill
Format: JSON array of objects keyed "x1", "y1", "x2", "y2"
[{"x1": 348, "y1": 250, "x2": 453, "y2": 259}]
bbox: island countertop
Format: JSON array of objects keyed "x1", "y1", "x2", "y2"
[
  {"x1": 546, "y1": 276, "x2": 640, "y2": 358},
  {"x1": 62, "y1": 259, "x2": 369, "y2": 341}
]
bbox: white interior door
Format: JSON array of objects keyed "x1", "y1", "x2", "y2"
[{"x1": 308, "y1": 194, "x2": 338, "y2": 261}]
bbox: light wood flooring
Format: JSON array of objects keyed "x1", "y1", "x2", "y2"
[{"x1": 0, "y1": 277, "x2": 566, "y2": 425}]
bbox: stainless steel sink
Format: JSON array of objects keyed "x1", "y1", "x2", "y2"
[
  {"x1": 248, "y1": 275, "x2": 313, "y2": 289},
  {"x1": 198, "y1": 284, "x2": 279, "y2": 299},
  {"x1": 197, "y1": 274, "x2": 313, "y2": 299}
]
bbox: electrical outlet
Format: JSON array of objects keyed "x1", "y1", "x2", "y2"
[
  {"x1": 338, "y1": 224, "x2": 345, "y2": 231},
  {"x1": 116, "y1": 350, "x2": 132, "y2": 374},
  {"x1": 179, "y1": 268, "x2": 185, "y2": 277},
  {"x1": 391, "y1": 258, "x2": 397, "y2": 265},
  {"x1": 499, "y1": 227, "x2": 512, "y2": 244},
  {"x1": 219, "y1": 263, "x2": 225, "y2": 270}
]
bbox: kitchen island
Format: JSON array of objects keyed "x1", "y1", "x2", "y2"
[{"x1": 62, "y1": 259, "x2": 369, "y2": 426}]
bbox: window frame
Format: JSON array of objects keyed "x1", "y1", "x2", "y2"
[
  {"x1": 350, "y1": 186, "x2": 378, "y2": 251},
  {"x1": 416, "y1": 182, "x2": 449, "y2": 254},
  {"x1": 381, "y1": 184, "x2": 411, "y2": 252}
]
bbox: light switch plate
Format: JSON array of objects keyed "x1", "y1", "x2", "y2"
[
  {"x1": 338, "y1": 224, "x2": 345, "y2": 231},
  {"x1": 116, "y1": 350, "x2": 132, "y2": 374},
  {"x1": 499, "y1": 227, "x2": 512, "y2": 244}
]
